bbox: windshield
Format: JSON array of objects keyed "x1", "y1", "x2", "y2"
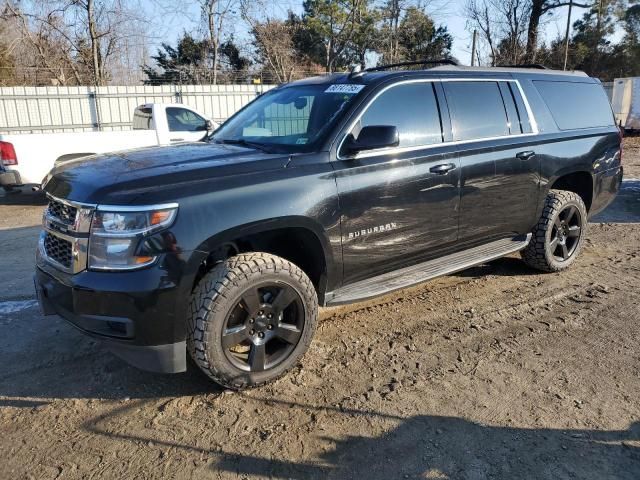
[{"x1": 211, "y1": 83, "x2": 363, "y2": 153}]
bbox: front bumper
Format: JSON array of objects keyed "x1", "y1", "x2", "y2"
[
  {"x1": 34, "y1": 254, "x2": 192, "y2": 374},
  {"x1": 0, "y1": 169, "x2": 22, "y2": 188}
]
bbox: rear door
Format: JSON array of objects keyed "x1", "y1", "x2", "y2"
[
  {"x1": 333, "y1": 80, "x2": 461, "y2": 285},
  {"x1": 442, "y1": 79, "x2": 540, "y2": 242}
]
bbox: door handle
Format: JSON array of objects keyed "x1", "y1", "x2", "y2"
[
  {"x1": 170, "y1": 138, "x2": 184, "y2": 142},
  {"x1": 430, "y1": 163, "x2": 456, "y2": 175},
  {"x1": 516, "y1": 151, "x2": 536, "y2": 161}
]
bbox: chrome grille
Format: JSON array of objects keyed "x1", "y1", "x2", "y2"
[
  {"x1": 39, "y1": 195, "x2": 95, "y2": 273},
  {"x1": 47, "y1": 198, "x2": 78, "y2": 226},
  {"x1": 43, "y1": 232, "x2": 72, "y2": 268}
]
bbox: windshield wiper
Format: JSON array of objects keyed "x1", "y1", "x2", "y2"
[{"x1": 214, "y1": 138, "x2": 275, "y2": 153}]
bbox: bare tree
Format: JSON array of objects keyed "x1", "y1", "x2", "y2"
[
  {"x1": 465, "y1": 0, "x2": 498, "y2": 64},
  {"x1": 1, "y1": 2, "x2": 84, "y2": 85},
  {"x1": 1, "y1": 0, "x2": 152, "y2": 86},
  {"x1": 525, "y1": 0, "x2": 591, "y2": 62},
  {"x1": 239, "y1": 1, "x2": 296, "y2": 82},
  {"x1": 199, "y1": 0, "x2": 237, "y2": 84},
  {"x1": 466, "y1": 0, "x2": 531, "y2": 65},
  {"x1": 252, "y1": 20, "x2": 300, "y2": 83}
]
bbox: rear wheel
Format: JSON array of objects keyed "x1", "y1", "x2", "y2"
[
  {"x1": 187, "y1": 252, "x2": 318, "y2": 389},
  {"x1": 521, "y1": 189, "x2": 588, "y2": 272}
]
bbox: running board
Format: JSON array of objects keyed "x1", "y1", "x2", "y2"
[{"x1": 326, "y1": 234, "x2": 531, "y2": 306}]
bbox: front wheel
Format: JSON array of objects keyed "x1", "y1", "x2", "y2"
[
  {"x1": 187, "y1": 252, "x2": 318, "y2": 389},
  {"x1": 521, "y1": 189, "x2": 588, "y2": 272}
]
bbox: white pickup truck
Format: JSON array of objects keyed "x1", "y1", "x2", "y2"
[{"x1": 0, "y1": 103, "x2": 216, "y2": 191}]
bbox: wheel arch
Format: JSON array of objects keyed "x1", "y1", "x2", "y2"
[
  {"x1": 548, "y1": 169, "x2": 594, "y2": 212},
  {"x1": 189, "y1": 216, "x2": 336, "y2": 304}
]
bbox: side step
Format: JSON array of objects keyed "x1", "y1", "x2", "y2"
[{"x1": 326, "y1": 234, "x2": 531, "y2": 306}]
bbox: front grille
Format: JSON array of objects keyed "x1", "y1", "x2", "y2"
[
  {"x1": 47, "y1": 198, "x2": 77, "y2": 226},
  {"x1": 43, "y1": 232, "x2": 72, "y2": 268}
]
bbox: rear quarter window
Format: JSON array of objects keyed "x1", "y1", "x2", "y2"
[
  {"x1": 132, "y1": 107, "x2": 153, "y2": 130},
  {"x1": 533, "y1": 80, "x2": 614, "y2": 130}
]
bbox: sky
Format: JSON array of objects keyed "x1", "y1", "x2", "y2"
[{"x1": 147, "y1": 0, "x2": 588, "y2": 67}]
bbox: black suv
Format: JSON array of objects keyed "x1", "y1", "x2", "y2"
[{"x1": 35, "y1": 62, "x2": 623, "y2": 389}]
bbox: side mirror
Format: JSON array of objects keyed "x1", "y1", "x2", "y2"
[
  {"x1": 205, "y1": 119, "x2": 214, "y2": 132},
  {"x1": 342, "y1": 125, "x2": 399, "y2": 155}
]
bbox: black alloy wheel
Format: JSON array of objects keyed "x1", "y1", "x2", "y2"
[
  {"x1": 222, "y1": 283, "x2": 305, "y2": 372},
  {"x1": 521, "y1": 189, "x2": 588, "y2": 272},
  {"x1": 187, "y1": 252, "x2": 318, "y2": 389},
  {"x1": 549, "y1": 205, "x2": 582, "y2": 262}
]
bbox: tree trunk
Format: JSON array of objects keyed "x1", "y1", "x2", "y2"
[
  {"x1": 86, "y1": 0, "x2": 102, "y2": 86},
  {"x1": 326, "y1": 39, "x2": 332, "y2": 73},
  {"x1": 526, "y1": 0, "x2": 544, "y2": 62},
  {"x1": 207, "y1": 3, "x2": 218, "y2": 85}
]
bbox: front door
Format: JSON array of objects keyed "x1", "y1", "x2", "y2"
[
  {"x1": 165, "y1": 106, "x2": 210, "y2": 143},
  {"x1": 333, "y1": 81, "x2": 461, "y2": 285}
]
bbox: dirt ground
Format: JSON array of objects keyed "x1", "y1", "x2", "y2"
[
  {"x1": 623, "y1": 135, "x2": 640, "y2": 178},
  {"x1": 0, "y1": 140, "x2": 639, "y2": 479}
]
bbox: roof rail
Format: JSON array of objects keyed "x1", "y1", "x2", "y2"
[
  {"x1": 349, "y1": 59, "x2": 459, "y2": 78},
  {"x1": 496, "y1": 63, "x2": 549, "y2": 70}
]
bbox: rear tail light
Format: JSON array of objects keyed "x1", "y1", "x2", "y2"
[{"x1": 0, "y1": 141, "x2": 17, "y2": 166}]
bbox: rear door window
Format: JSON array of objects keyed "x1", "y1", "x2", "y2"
[
  {"x1": 354, "y1": 82, "x2": 443, "y2": 148},
  {"x1": 533, "y1": 80, "x2": 615, "y2": 130},
  {"x1": 443, "y1": 81, "x2": 510, "y2": 141}
]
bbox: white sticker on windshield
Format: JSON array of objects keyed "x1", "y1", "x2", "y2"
[{"x1": 325, "y1": 84, "x2": 365, "y2": 94}]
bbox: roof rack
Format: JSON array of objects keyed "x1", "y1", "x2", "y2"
[
  {"x1": 349, "y1": 59, "x2": 459, "y2": 78},
  {"x1": 496, "y1": 63, "x2": 548, "y2": 70}
]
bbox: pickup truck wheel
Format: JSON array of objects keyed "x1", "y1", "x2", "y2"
[
  {"x1": 187, "y1": 252, "x2": 318, "y2": 390},
  {"x1": 521, "y1": 189, "x2": 588, "y2": 272}
]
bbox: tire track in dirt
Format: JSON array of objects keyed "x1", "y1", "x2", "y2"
[{"x1": 471, "y1": 294, "x2": 640, "y2": 426}]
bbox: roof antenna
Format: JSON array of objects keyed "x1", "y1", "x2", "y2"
[{"x1": 349, "y1": 64, "x2": 364, "y2": 79}]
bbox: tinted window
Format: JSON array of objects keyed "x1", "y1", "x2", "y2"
[
  {"x1": 252, "y1": 95, "x2": 313, "y2": 137},
  {"x1": 166, "y1": 107, "x2": 207, "y2": 132},
  {"x1": 444, "y1": 82, "x2": 510, "y2": 141},
  {"x1": 534, "y1": 80, "x2": 614, "y2": 130},
  {"x1": 508, "y1": 83, "x2": 533, "y2": 134},
  {"x1": 356, "y1": 82, "x2": 443, "y2": 148},
  {"x1": 132, "y1": 107, "x2": 152, "y2": 130},
  {"x1": 498, "y1": 82, "x2": 522, "y2": 134},
  {"x1": 213, "y1": 84, "x2": 359, "y2": 152}
]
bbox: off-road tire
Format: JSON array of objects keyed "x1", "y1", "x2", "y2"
[
  {"x1": 187, "y1": 252, "x2": 318, "y2": 389},
  {"x1": 521, "y1": 189, "x2": 588, "y2": 272}
]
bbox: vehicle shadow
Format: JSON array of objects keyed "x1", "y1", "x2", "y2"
[
  {"x1": 0, "y1": 336, "x2": 221, "y2": 402},
  {"x1": 80, "y1": 396, "x2": 640, "y2": 480},
  {"x1": 453, "y1": 256, "x2": 539, "y2": 278}
]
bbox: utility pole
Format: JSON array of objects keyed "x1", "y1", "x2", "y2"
[
  {"x1": 563, "y1": 0, "x2": 574, "y2": 71},
  {"x1": 471, "y1": 29, "x2": 478, "y2": 66}
]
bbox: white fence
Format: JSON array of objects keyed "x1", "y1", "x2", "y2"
[{"x1": 0, "y1": 84, "x2": 277, "y2": 134}]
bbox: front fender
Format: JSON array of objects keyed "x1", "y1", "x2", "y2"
[{"x1": 172, "y1": 158, "x2": 343, "y2": 294}]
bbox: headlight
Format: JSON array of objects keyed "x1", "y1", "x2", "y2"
[{"x1": 88, "y1": 205, "x2": 178, "y2": 270}]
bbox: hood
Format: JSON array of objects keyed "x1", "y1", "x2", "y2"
[{"x1": 43, "y1": 142, "x2": 290, "y2": 204}]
